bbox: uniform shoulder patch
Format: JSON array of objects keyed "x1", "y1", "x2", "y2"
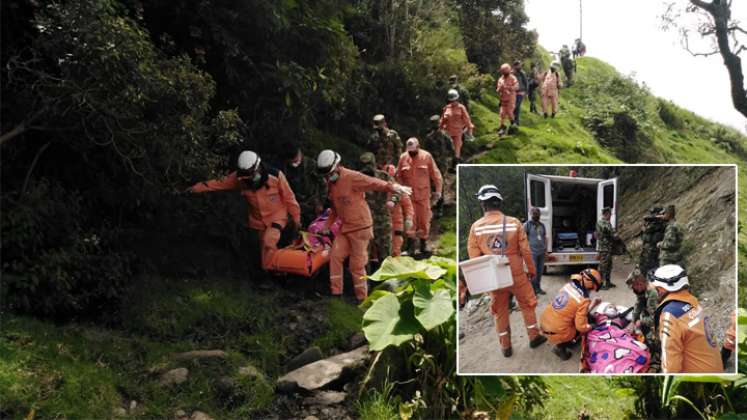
[
  {"x1": 661, "y1": 301, "x2": 693, "y2": 318},
  {"x1": 552, "y1": 291, "x2": 569, "y2": 310}
]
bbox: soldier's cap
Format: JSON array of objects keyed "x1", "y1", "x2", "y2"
[
  {"x1": 359, "y1": 152, "x2": 376, "y2": 165},
  {"x1": 602, "y1": 206, "x2": 612, "y2": 214},
  {"x1": 430, "y1": 114, "x2": 441, "y2": 123},
  {"x1": 448, "y1": 74, "x2": 458, "y2": 81},
  {"x1": 513, "y1": 60, "x2": 522, "y2": 66},
  {"x1": 372, "y1": 114, "x2": 386, "y2": 124},
  {"x1": 406, "y1": 137, "x2": 419, "y2": 151},
  {"x1": 625, "y1": 266, "x2": 645, "y2": 285},
  {"x1": 650, "y1": 206, "x2": 664, "y2": 215}
]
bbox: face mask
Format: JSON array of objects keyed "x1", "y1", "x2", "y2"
[
  {"x1": 290, "y1": 159, "x2": 302, "y2": 168},
  {"x1": 408, "y1": 151, "x2": 418, "y2": 157},
  {"x1": 252, "y1": 172, "x2": 261, "y2": 183},
  {"x1": 328, "y1": 172, "x2": 339, "y2": 183}
]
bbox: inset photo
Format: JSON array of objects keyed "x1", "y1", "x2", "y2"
[{"x1": 457, "y1": 165, "x2": 738, "y2": 375}]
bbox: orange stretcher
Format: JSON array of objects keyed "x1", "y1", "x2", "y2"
[{"x1": 267, "y1": 232, "x2": 331, "y2": 277}]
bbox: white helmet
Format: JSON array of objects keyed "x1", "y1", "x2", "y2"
[
  {"x1": 651, "y1": 264, "x2": 689, "y2": 292},
  {"x1": 316, "y1": 149, "x2": 341, "y2": 175},
  {"x1": 475, "y1": 184, "x2": 503, "y2": 201},
  {"x1": 237, "y1": 151, "x2": 260, "y2": 173},
  {"x1": 447, "y1": 89, "x2": 459, "y2": 101},
  {"x1": 406, "y1": 137, "x2": 419, "y2": 152}
]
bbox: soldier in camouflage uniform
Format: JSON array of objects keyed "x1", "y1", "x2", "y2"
[
  {"x1": 424, "y1": 114, "x2": 454, "y2": 219},
  {"x1": 639, "y1": 206, "x2": 665, "y2": 276},
  {"x1": 367, "y1": 114, "x2": 403, "y2": 168},
  {"x1": 279, "y1": 143, "x2": 327, "y2": 227},
  {"x1": 595, "y1": 207, "x2": 619, "y2": 289},
  {"x1": 658, "y1": 205, "x2": 685, "y2": 268},
  {"x1": 360, "y1": 152, "x2": 398, "y2": 267},
  {"x1": 626, "y1": 267, "x2": 660, "y2": 371}
]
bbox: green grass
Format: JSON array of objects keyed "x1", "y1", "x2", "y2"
[
  {"x1": 312, "y1": 299, "x2": 364, "y2": 351},
  {"x1": 356, "y1": 380, "x2": 400, "y2": 420},
  {"x1": 434, "y1": 216, "x2": 457, "y2": 259},
  {"x1": 525, "y1": 377, "x2": 637, "y2": 420}
]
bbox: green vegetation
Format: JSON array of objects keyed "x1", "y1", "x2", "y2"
[
  {"x1": 312, "y1": 299, "x2": 364, "y2": 351},
  {"x1": 527, "y1": 377, "x2": 637, "y2": 420}
]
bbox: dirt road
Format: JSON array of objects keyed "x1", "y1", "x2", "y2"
[{"x1": 458, "y1": 259, "x2": 637, "y2": 374}]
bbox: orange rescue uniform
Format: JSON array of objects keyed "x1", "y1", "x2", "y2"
[
  {"x1": 496, "y1": 73, "x2": 519, "y2": 121},
  {"x1": 656, "y1": 290, "x2": 723, "y2": 373},
  {"x1": 541, "y1": 70, "x2": 562, "y2": 115},
  {"x1": 439, "y1": 102, "x2": 474, "y2": 159},
  {"x1": 327, "y1": 166, "x2": 397, "y2": 301},
  {"x1": 467, "y1": 210, "x2": 541, "y2": 349},
  {"x1": 190, "y1": 170, "x2": 301, "y2": 270},
  {"x1": 390, "y1": 192, "x2": 414, "y2": 256},
  {"x1": 540, "y1": 281, "x2": 593, "y2": 344},
  {"x1": 396, "y1": 150, "x2": 443, "y2": 240},
  {"x1": 724, "y1": 310, "x2": 737, "y2": 351}
]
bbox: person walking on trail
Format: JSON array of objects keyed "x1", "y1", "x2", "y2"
[
  {"x1": 439, "y1": 89, "x2": 474, "y2": 162},
  {"x1": 658, "y1": 205, "x2": 685, "y2": 267},
  {"x1": 359, "y1": 152, "x2": 398, "y2": 269},
  {"x1": 560, "y1": 44, "x2": 574, "y2": 86},
  {"x1": 541, "y1": 65, "x2": 562, "y2": 118},
  {"x1": 367, "y1": 114, "x2": 403, "y2": 168},
  {"x1": 651, "y1": 264, "x2": 723, "y2": 373},
  {"x1": 540, "y1": 268, "x2": 603, "y2": 360},
  {"x1": 448, "y1": 74, "x2": 470, "y2": 110},
  {"x1": 425, "y1": 114, "x2": 454, "y2": 218},
  {"x1": 523, "y1": 207, "x2": 547, "y2": 295},
  {"x1": 189, "y1": 150, "x2": 301, "y2": 272},
  {"x1": 573, "y1": 38, "x2": 587, "y2": 59},
  {"x1": 495, "y1": 63, "x2": 519, "y2": 136},
  {"x1": 626, "y1": 267, "x2": 661, "y2": 371},
  {"x1": 316, "y1": 150, "x2": 412, "y2": 302},
  {"x1": 512, "y1": 60, "x2": 528, "y2": 127},
  {"x1": 384, "y1": 164, "x2": 414, "y2": 257},
  {"x1": 596, "y1": 207, "x2": 619, "y2": 289},
  {"x1": 722, "y1": 310, "x2": 737, "y2": 368},
  {"x1": 279, "y1": 143, "x2": 326, "y2": 227},
  {"x1": 396, "y1": 138, "x2": 443, "y2": 256},
  {"x1": 467, "y1": 184, "x2": 548, "y2": 358},
  {"x1": 527, "y1": 62, "x2": 541, "y2": 114},
  {"x1": 639, "y1": 206, "x2": 665, "y2": 276}
]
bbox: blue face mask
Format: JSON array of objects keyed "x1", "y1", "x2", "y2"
[
  {"x1": 252, "y1": 172, "x2": 261, "y2": 183},
  {"x1": 328, "y1": 172, "x2": 340, "y2": 183}
]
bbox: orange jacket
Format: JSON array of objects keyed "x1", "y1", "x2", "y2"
[
  {"x1": 656, "y1": 290, "x2": 724, "y2": 373},
  {"x1": 467, "y1": 210, "x2": 536, "y2": 279},
  {"x1": 496, "y1": 74, "x2": 519, "y2": 101},
  {"x1": 439, "y1": 102, "x2": 474, "y2": 138},
  {"x1": 327, "y1": 166, "x2": 396, "y2": 234},
  {"x1": 724, "y1": 310, "x2": 736, "y2": 351},
  {"x1": 541, "y1": 71, "x2": 562, "y2": 97},
  {"x1": 396, "y1": 150, "x2": 443, "y2": 202},
  {"x1": 390, "y1": 192, "x2": 414, "y2": 230},
  {"x1": 540, "y1": 281, "x2": 592, "y2": 344},
  {"x1": 191, "y1": 169, "x2": 300, "y2": 230}
]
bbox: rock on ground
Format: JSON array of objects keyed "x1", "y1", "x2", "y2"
[
  {"x1": 190, "y1": 411, "x2": 213, "y2": 420},
  {"x1": 171, "y1": 350, "x2": 227, "y2": 361},
  {"x1": 159, "y1": 367, "x2": 189, "y2": 386},
  {"x1": 302, "y1": 391, "x2": 347, "y2": 406},
  {"x1": 286, "y1": 346, "x2": 324, "y2": 372},
  {"x1": 277, "y1": 346, "x2": 369, "y2": 392}
]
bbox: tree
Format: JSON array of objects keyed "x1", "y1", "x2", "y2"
[{"x1": 662, "y1": 0, "x2": 747, "y2": 118}]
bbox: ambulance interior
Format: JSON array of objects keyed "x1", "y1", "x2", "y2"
[{"x1": 549, "y1": 180, "x2": 600, "y2": 253}]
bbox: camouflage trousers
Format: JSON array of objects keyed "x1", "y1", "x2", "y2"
[
  {"x1": 659, "y1": 252, "x2": 684, "y2": 269},
  {"x1": 638, "y1": 245, "x2": 659, "y2": 277},
  {"x1": 369, "y1": 223, "x2": 392, "y2": 261},
  {"x1": 598, "y1": 251, "x2": 613, "y2": 284}
]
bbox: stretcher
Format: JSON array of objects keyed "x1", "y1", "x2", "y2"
[
  {"x1": 580, "y1": 303, "x2": 650, "y2": 374},
  {"x1": 267, "y1": 209, "x2": 340, "y2": 278}
]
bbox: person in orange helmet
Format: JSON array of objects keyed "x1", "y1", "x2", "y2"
[
  {"x1": 495, "y1": 63, "x2": 519, "y2": 136},
  {"x1": 396, "y1": 138, "x2": 443, "y2": 256},
  {"x1": 721, "y1": 310, "x2": 737, "y2": 368},
  {"x1": 316, "y1": 150, "x2": 412, "y2": 302},
  {"x1": 189, "y1": 150, "x2": 301, "y2": 272},
  {"x1": 439, "y1": 89, "x2": 474, "y2": 161},
  {"x1": 541, "y1": 65, "x2": 562, "y2": 118},
  {"x1": 540, "y1": 268, "x2": 603, "y2": 360},
  {"x1": 467, "y1": 184, "x2": 548, "y2": 357},
  {"x1": 651, "y1": 264, "x2": 723, "y2": 373},
  {"x1": 384, "y1": 164, "x2": 415, "y2": 257}
]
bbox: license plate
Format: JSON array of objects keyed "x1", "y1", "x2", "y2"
[{"x1": 569, "y1": 254, "x2": 584, "y2": 262}]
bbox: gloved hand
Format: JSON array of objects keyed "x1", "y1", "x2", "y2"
[
  {"x1": 393, "y1": 183, "x2": 412, "y2": 196},
  {"x1": 386, "y1": 200, "x2": 396, "y2": 209},
  {"x1": 404, "y1": 218, "x2": 413, "y2": 231},
  {"x1": 433, "y1": 191, "x2": 442, "y2": 202}
]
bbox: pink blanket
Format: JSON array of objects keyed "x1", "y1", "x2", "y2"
[
  {"x1": 585, "y1": 315, "x2": 650, "y2": 374},
  {"x1": 306, "y1": 209, "x2": 340, "y2": 250}
]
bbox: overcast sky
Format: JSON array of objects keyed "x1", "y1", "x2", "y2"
[{"x1": 525, "y1": 0, "x2": 746, "y2": 133}]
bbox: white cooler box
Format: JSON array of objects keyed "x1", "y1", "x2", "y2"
[{"x1": 459, "y1": 254, "x2": 514, "y2": 294}]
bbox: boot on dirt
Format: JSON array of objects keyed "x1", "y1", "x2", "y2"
[
  {"x1": 529, "y1": 335, "x2": 547, "y2": 348},
  {"x1": 502, "y1": 346, "x2": 513, "y2": 358},
  {"x1": 402, "y1": 237, "x2": 416, "y2": 257},
  {"x1": 552, "y1": 345, "x2": 572, "y2": 360}
]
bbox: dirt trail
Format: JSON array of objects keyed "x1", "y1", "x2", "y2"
[{"x1": 458, "y1": 259, "x2": 636, "y2": 374}]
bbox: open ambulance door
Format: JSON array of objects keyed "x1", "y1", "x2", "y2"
[
  {"x1": 597, "y1": 177, "x2": 618, "y2": 227},
  {"x1": 526, "y1": 174, "x2": 553, "y2": 252}
]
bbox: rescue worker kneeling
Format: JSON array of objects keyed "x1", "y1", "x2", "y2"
[
  {"x1": 467, "y1": 185, "x2": 547, "y2": 357},
  {"x1": 317, "y1": 150, "x2": 412, "y2": 302},
  {"x1": 540, "y1": 269, "x2": 603, "y2": 361},
  {"x1": 189, "y1": 151, "x2": 301, "y2": 272},
  {"x1": 651, "y1": 265, "x2": 723, "y2": 373}
]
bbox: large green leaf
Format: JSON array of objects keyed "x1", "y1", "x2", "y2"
[
  {"x1": 362, "y1": 293, "x2": 420, "y2": 351},
  {"x1": 413, "y1": 279, "x2": 454, "y2": 330},
  {"x1": 426, "y1": 256, "x2": 457, "y2": 284},
  {"x1": 368, "y1": 256, "x2": 447, "y2": 282}
]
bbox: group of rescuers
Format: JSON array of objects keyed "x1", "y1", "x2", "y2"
[{"x1": 464, "y1": 184, "x2": 737, "y2": 373}]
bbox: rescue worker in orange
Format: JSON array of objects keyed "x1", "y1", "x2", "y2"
[
  {"x1": 721, "y1": 310, "x2": 737, "y2": 368},
  {"x1": 384, "y1": 164, "x2": 415, "y2": 257},
  {"x1": 495, "y1": 63, "x2": 519, "y2": 136},
  {"x1": 396, "y1": 138, "x2": 443, "y2": 256},
  {"x1": 541, "y1": 65, "x2": 562, "y2": 118},
  {"x1": 189, "y1": 150, "x2": 301, "y2": 271},
  {"x1": 316, "y1": 150, "x2": 412, "y2": 302},
  {"x1": 467, "y1": 184, "x2": 548, "y2": 357},
  {"x1": 439, "y1": 89, "x2": 474, "y2": 162},
  {"x1": 540, "y1": 269, "x2": 603, "y2": 360},
  {"x1": 651, "y1": 264, "x2": 724, "y2": 373}
]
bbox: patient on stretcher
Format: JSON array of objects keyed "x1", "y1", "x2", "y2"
[{"x1": 582, "y1": 302, "x2": 651, "y2": 374}]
